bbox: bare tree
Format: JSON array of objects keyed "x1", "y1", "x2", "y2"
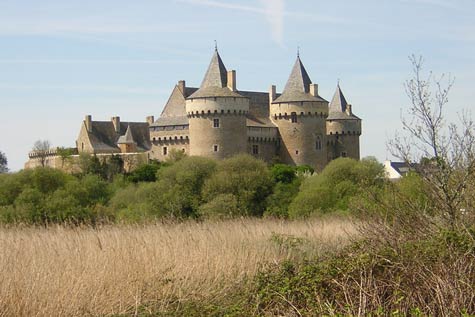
[
  {"x1": 0, "y1": 151, "x2": 7, "y2": 173},
  {"x1": 389, "y1": 55, "x2": 475, "y2": 228},
  {"x1": 32, "y1": 140, "x2": 52, "y2": 167}
]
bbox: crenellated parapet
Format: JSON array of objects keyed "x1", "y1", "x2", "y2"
[
  {"x1": 186, "y1": 96, "x2": 249, "y2": 117},
  {"x1": 28, "y1": 147, "x2": 78, "y2": 159},
  {"x1": 326, "y1": 119, "x2": 361, "y2": 136},
  {"x1": 270, "y1": 101, "x2": 328, "y2": 120}
]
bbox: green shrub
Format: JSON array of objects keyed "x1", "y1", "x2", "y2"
[
  {"x1": 109, "y1": 156, "x2": 217, "y2": 221},
  {"x1": 202, "y1": 154, "x2": 274, "y2": 217},
  {"x1": 198, "y1": 193, "x2": 241, "y2": 220},
  {"x1": 270, "y1": 164, "x2": 296, "y2": 184},
  {"x1": 264, "y1": 178, "x2": 301, "y2": 218},
  {"x1": 127, "y1": 161, "x2": 161, "y2": 183},
  {"x1": 289, "y1": 157, "x2": 384, "y2": 218}
]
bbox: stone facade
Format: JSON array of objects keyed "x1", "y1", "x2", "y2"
[
  {"x1": 25, "y1": 49, "x2": 362, "y2": 172},
  {"x1": 148, "y1": 49, "x2": 362, "y2": 170}
]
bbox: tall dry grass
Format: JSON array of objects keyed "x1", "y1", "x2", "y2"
[{"x1": 0, "y1": 218, "x2": 356, "y2": 316}]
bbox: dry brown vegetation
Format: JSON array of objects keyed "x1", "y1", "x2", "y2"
[{"x1": 0, "y1": 218, "x2": 356, "y2": 317}]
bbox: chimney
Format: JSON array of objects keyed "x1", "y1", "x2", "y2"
[
  {"x1": 85, "y1": 115, "x2": 92, "y2": 132},
  {"x1": 146, "y1": 115, "x2": 155, "y2": 125},
  {"x1": 269, "y1": 85, "x2": 276, "y2": 103},
  {"x1": 112, "y1": 116, "x2": 121, "y2": 133},
  {"x1": 177, "y1": 80, "x2": 186, "y2": 94},
  {"x1": 309, "y1": 84, "x2": 318, "y2": 97},
  {"x1": 227, "y1": 70, "x2": 236, "y2": 91},
  {"x1": 346, "y1": 104, "x2": 352, "y2": 115}
]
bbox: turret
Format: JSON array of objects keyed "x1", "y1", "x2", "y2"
[
  {"x1": 270, "y1": 55, "x2": 328, "y2": 170},
  {"x1": 326, "y1": 84, "x2": 362, "y2": 160},
  {"x1": 117, "y1": 125, "x2": 137, "y2": 153},
  {"x1": 185, "y1": 48, "x2": 249, "y2": 158}
]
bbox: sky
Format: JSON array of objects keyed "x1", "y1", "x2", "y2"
[{"x1": 0, "y1": 0, "x2": 474, "y2": 171}]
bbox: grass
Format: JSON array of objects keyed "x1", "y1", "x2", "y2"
[{"x1": 0, "y1": 217, "x2": 356, "y2": 316}]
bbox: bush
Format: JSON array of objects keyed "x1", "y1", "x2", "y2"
[
  {"x1": 264, "y1": 178, "x2": 302, "y2": 218},
  {"x1": 202, "y1": 154, "x2": 274, "y2": 217},
  {"x1": 289, "y1": 157, "x2": 384, "y2": 218},
  {"x1": 270, "y1": 164, "x2": 296, "y2": 184},
  {"x1": 109, "y1": 182, "x2": 164, "y2": 222},
  {"x1": 198, "y1": 193, "x2": 241, "y2": 220},
  {"x1": 127, "y1": 161, "x2": 161, "y2": 183}
]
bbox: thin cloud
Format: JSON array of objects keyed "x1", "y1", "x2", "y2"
[
  {"x1": 176, "y1": 0, "x2": 349, "y2": 47},
  {"x1": 259, "y1": 0, "x2": 285, "y2": 47}
]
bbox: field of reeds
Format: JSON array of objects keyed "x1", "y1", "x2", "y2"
[{"x1": 0, "y1": 218, "x2": 356, "y2": 317}]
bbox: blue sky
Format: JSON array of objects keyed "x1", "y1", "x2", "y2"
[{"x1": 1, "y1": 0, "x2": 474, "y2": 171}]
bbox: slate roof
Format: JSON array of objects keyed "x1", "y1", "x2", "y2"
[
  {"x1": 88, "y1": 121, "x2": 150, "y2": 152},
  {"x1": 117, "y1": 125, "x2": 135, "y2": 144},
  {"x1": 329, "y1": 84, "x2": 348, "y2": 113},
  {"x1": 151, "y1": 116, "x2": 189, "y2": 127},
  {"x1": 390, "y1": 161, "x2": 416, "y2": 177},
  {"x1": 188, "y1": 50, "x2": 246, "y2": 99},
  {"x1": 273, "y1": 57, "x2": 325, "y2": 103},
  {"x1": 327, "y1": 84, "x2": 360, "y2": 121}
]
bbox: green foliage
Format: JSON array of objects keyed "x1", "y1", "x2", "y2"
[
  {"x1": 127, "y1": 161, "x2": 161, "y2": 183},
  {"x1": 78, "y1": 154, "x2": 124, "y2": 181},
  {"x1": 264, "y1": 178, "x2": 301, "y2": 218},
  {"x1": 0, "y1": 150, "x2": 7, "y2": 173},
  {"x1": 289, "y1": 157, "x2": 385, "y2": 218},
  {"x1": 295, "y1": 164, "x2": 314, "y2": 175},
  {"x1": 109, "y1": 156, "x2": 217, "y2": 221},
  {"x1": 109, "y1": 182, "x2": 164, "y2": 222},
  {"x1": 202, "y1": 154, "x2": 274, "y2": 217},
  {"x1": 0, "y1": 167, "x2": 113, "y2": 224},
  {"x1": 270, "y1": 163, "x2": 296, "y2": 184},
  {"x1": 198, "y1": 193, "x2": 241, "y2": 220}
]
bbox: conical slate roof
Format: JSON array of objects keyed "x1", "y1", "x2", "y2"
[
  {"x1": 327, "y1": 84, "x2": 360, "y2": 120},
  {"x1": 273, "y1": 56, "x2": 321, "y2": 103},
  {"x1": 329, "y1": 84, "x2": 348, "y2": 113},
  {"x1": 188, "y1": 49, "x2": 244, "y2": 99},
  {"x1": 117, "y1": 125, "x2": 136, "y2": 144}
]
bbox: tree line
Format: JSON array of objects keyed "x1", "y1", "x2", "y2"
[{"x1": 0, "y1": 152, "x2": 391, "y2": 224}]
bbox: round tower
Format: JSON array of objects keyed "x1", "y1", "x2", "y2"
[
  {"x1": 270, "y1": 56, "x2": 328, "y2": 171},
  {"x1": 185, "y1": 49, "x2": 249, "y2": 159},
  {"x1": 326, "y1": 84, "x2": 362, "y2": 161}
]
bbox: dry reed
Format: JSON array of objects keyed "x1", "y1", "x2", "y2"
[{"x1": 0, "y1": 218, "x2": 356, "y2": 316}]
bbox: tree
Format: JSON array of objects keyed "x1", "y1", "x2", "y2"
[
  {"x1": 0, "y1": 151, "x2": 7, "y2": 173},
  {"x1": 56, "y1": 147, "x2": 76, "y2": 168},
  {"x1": 389, "y1": 55, "x2": 475, "y2": 228},
  {"x1": 202, "y1": 154, "x2": 274, "y2": 216},
  {"x1": 288, "y1": 157, "x2": 384, "y2": 218},
  {"x1": 32, "y1": 140, "x2": 51, "y2": 167}
]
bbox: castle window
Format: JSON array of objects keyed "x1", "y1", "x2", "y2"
[
  {"x1": 316, "y1": 136, "x2": 322, "y2": 150},
  {"x1": 213, "y1": 118, "x2": 220, "y2": 128},
  {"x1": 341, "y1": 151, "x2": 347, "y2": 157},
  {"x1": 163, "y1": 147, "x2": 168, "y2": 156},
  {"x1": 291, "y1": 112, "x2": 297, "y2": 123},
  {"x1": 213, "y1": 144, "x2": 219, "y2": 152},
  {"x1": 252, "y1": 144, "x2": 259, "y2": 155},
  {"x1": 296, "y1": 150, "x2": 299, "y2": 155}
]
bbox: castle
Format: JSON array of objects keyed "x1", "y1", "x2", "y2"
[{"x1": 27, "y1": 49, "x2": 362, "y2": 171}]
